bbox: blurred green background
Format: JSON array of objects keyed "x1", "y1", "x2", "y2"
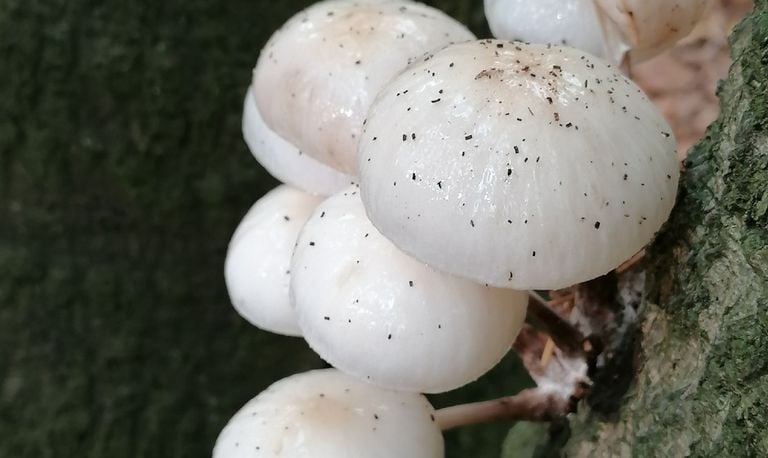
[{"x1": 0, "y1": 1, "x2": 532, "y2": 456}]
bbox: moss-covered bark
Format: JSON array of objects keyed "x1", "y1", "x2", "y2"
[{"x1": 561, "y1": 2, "x2": 768, "y2": 456}]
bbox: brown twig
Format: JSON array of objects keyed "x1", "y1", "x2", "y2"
[
  {"x1": 617, "y1": 249, "x2": 646, "y2": 273},
  {"x1": 435, "y1": 388, "x2": 574, "y2": 431}
]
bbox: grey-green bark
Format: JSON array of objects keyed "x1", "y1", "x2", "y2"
[{"x1": 557, "y1": 2, "x2": 768, "y2": 456}]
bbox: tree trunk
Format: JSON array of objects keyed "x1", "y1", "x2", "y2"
[{"x1": 561, "y1": 2, "x2": 768, "y2": 456}]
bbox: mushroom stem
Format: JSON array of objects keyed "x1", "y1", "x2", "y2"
[
  {"x1": 435, "y1": 388, "x2": 573, "y2": 431},
  {"x1": 526, "y1": 292, "x2": 586, "y2": 357}
]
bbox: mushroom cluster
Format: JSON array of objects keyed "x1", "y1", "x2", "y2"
[{"x1": 217, "y1": 0, "x2": 700, "y2": 455}]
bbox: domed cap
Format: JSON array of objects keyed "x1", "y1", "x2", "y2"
[
  {"x1": 213, "y1": 369, "x2": 443, "y2": 458},
  {"x1": 291, "y1": 186, "x2": 528, "y2": 393},
  {"x1": 224, "y1": 185, "x2": 322, "y2": 336},
  {"x1": 243, "y1": 87, "x2": 354, "y2": 196},
  {"x1": 252, "y1": 0, "x2": 474, "y2": 174},
  {"x1": 358, "y1": 40, "x2": 679, "y2": 290}
]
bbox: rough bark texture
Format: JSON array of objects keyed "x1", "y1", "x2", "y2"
[{"x1": 561, "y1": 2, "x2": 768, "y2": 456}]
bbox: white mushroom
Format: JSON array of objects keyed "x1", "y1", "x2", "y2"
[
  {"x1": 484, "y1": 0, "x2": 709, "y2": 65},
  {"x1": 291, "y1": 186, "x2": 528, "y2": 393},
  {"x1": 484, "y1": 0, "x2": 605, "y2": 58},
  {"x1": 358, "y1": 40, "x2": 679, "y2": 290},
  {"x1": 213, "y1": 369, "x2": 443, "y2": 458},
  {"x1": 243, "y1": 86, "x2": 354, "y2": 196},
  {"x1": 224, "y1": 185, "x2": 322, "y2": 336},
  {"x1": 252, "y1": 0, "x2": 475, "y2": 174}
]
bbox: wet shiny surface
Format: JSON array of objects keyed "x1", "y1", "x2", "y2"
[
  {"x1": 291, "y1": 187, "x2": 528, "y2": 393},
  {"x1": 359, "y1": 40, "x2": 678, "y2": 290},
  {"x1": 225, "y1": 185, "x2": 322, "y2": 336},
  {"x1": 253, "y1": 0, "x2": 474, "y2": 174}
]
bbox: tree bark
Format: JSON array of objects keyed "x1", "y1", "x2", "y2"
[{"x1": 559, "y1": 2, "x2": 768, "y2": 456}]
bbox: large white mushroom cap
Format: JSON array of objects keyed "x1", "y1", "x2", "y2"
[
  {"x1": 213, "y1": 369, "x2": 443, "y2": 458},
  {"x1": 243, "y1": 86, "x2": 354, "y2": 196},
  {"x1": 224, "y1": 185, "x2": 322, "y2": 336},
  {"x1": 291, "y1": 186, "x2": 528, "y2": 393},
  {"x1": 484, "y1": 0, "x2": 605, "y2": 58},
  {"x1": 252, "y1": 0, "x2": 474, "y2": 174},
  {"x1": 358, "y1": 40, "x2": 679, "y2": 290},
  {"x1": 484, "y1": 0, "x2": 708, "y2": 65}
]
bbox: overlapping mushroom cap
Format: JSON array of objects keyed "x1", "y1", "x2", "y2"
[
  {"x1": 243, "y1": 87, "x2": 353, "y2": 196},
  {"x1": 358, "y1": 40, "x2": 679, "y2": 290},
  {"x1": 484, "y1": 0, "x2": 605, "y2": 58},
  {"x1": 224, "y1": 185, "x2": 322, "y2": 336},
  {"x1": 485, "y1": 0, "x2": 709, "y2": 65},
  {"x1": 252, "y1": 0, "x2": 474, "y2": 174},
  {"x1": 213, "y1": 369, "x2": 443, "y2": 458},
  {"x1": 595, "y1": 0, "x2": 710, "y2": 65},
  {"x1": 291, "y1": 186, "x2": 528, "y2": 393}
]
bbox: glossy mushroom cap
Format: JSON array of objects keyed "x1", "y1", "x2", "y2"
[
  {"x1": 243, "y1": 87, "x2": 354, "y2": 196},
  {"x1": 291, "y1": 187, "x2": 528, "y2": 393},
  {"x1": 213, "y1": 369, "x2": 443, "y2": 458},
  {"x1": 484, "y1": 0, "x2": 605, "y2": 58},
  {"x1": 252, "y1": 0, "x2": 474, "y2": 174},
  {"x1": 224, "y1": 185, "x2": 322, "y2": 336},
  {"x1": 358, "y1": 40, "x2": 679, "y2": 290}
]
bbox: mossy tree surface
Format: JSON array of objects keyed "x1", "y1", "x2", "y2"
[{"x1": 555, "y1": 2, "x2": 767, "y2": 456}]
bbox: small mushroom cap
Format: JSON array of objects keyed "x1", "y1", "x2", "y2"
[
  {"x1": 595, "y1": 0, "x2": 709, "y2": 65},
  {"x1": 358, "y1": 40, "x2": 678, "y2": 290},
  {"x1": 252, "y1": 0, "x2": 474, "y2": 174},
  {"x1": 243, "y1": 86, "x2": 354, "y2": 196},
  {"x1": 291, "y1": 187, "x2": 528, "y2": 393},
  {"x1": 484, "y1": 0, "x2": 605, "y2": 58},
  {"x1": 213, "y1": 369, "x2": 443, "y2": 458},
  {"x1": 224, "y1": 185, "x2": 322, "y2": 336}
]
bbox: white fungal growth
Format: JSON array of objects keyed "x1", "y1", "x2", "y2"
[
  {"x1": 252, "y1": 0, "x2": 475, "y2": 174},
  {"x1": 242, "y1": 87, "x2": 354, "y2": 196},
  {"x1": 358, "y1": 40, "x2": 679, "y2": 290},
  {"x1": 484, "y1": 0, "x2": 606, "y2": 58},
  {"x1": 213, "y1": 369, "x2": 443, "y2": 458},
  {"x1": 291, "y1": 186, "x2": 528, "y2": 393},
  {"x1": 224, "y1": 185, "x2": 322, "y2": 336}
]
